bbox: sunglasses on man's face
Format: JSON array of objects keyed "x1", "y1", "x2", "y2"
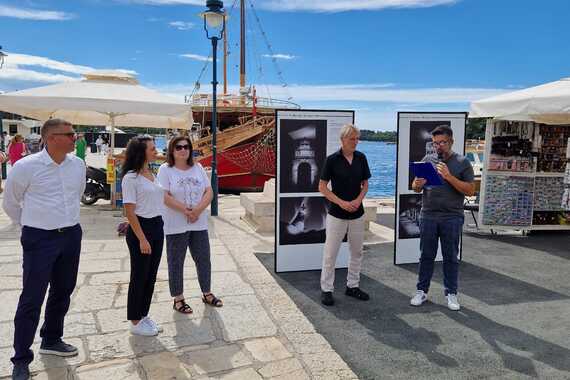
[
  {"x1": 52, "y1": 132, "x2": 77, "y2": 139},
  {"x1": 175, "y1": 144, "x2": 190, "y2": 151}
]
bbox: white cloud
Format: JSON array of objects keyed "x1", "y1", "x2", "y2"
[
  {"x1": 180, "y1": 54, "x2": 212, "y2": 62},
  {"x1": 0, "y1": 5, "x2": 75, "y2": 21},
  {"x1": 0, "y1": 52, "x2": 137, "y2": 87},
  {"x1": 6, "y1": 53, "x2": 95, "y2": 75},
  {"x1": 169, "y1": 21, "x2": 195, "y2": 30},
  {"x1": 260, "y1": 0, "x2": 459, "y2": 12},
  {"x1": 0, "y1": 68, "x2": 78, "y2": 83},
  {"x1": 263, "y1": 54, "x2": 297, "y2": 60},
  {"x1": 121, "y1": 0, "x2": 458, "y2": 12},
  {"x1": 150, "y1": 82, "x2": 507, "y2": 131},
  {"x1": 154, "y1": 83, "x2": 506, "y2": 104},
  {"x1": 124, "y1": 0, "x2": 203, "y2": 5}
]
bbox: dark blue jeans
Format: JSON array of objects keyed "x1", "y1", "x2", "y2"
[
  {"x1": 12, "y1": 224, "x2": 82, "y2": 365},
  {"x1": 416, "y1": 215, "x2": 463, "y2": 295}
]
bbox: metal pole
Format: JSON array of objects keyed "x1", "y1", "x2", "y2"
[
  {"x1": 110, "y1": 115, "x2": 116, "y2": 208},
  {"x1": 0, "y1": 123, "x2": 6, "y2": 180},
  {"x1": 211, "y1": 36, "x2": 219, "y2": 216}
]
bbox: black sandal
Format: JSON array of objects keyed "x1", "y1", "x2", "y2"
[
  {"x1": 202, "y1": 293, "x2": 223, "y2": 307},
  {"x1": 173, "y1": 299, "x2": 193, "y2": 314}
]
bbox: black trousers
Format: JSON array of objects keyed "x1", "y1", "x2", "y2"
[
  {"x1": 12, "y1": 224, "x2": 82, "y2": 365},
  {"x1": 126, "y1": 216, "x2": 164, "y2": 321}
]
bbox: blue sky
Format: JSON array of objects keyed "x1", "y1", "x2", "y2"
[{"x1": 1, "y1": 0, "x2": 569, "y2": 130}]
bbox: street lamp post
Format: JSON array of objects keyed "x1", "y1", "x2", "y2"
[
  {"x1": 0, "y1": 46, "x2": 7, "y2": 181},
  {"x1": 201, "y1": 0, "x2": 226, "y2": 217}
]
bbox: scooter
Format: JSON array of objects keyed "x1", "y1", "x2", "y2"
[{"x1": 81, "y1": 166, "x2": 111, "y2": 205}]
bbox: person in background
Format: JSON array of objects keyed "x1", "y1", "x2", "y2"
[
  {"x1": 318, "y1": 124, "x2": 372, "y2": 307},
  {"x1": 3, "y1": 119, "x2": 85, "y2": 380},
  {"x1": 75, "y1": 134, "x2": 87, "y2": 162},
  {"x1": 101, "y1": 137, "x2": 109, "y2": 156},
  {"x1": 95, "y1": 135, "x2": 103, "y2": 155},
  {"x1": 121, "y1": 136, "x2": 165, "y2": 336},
  {"x1": 410, "y1": 125, "x2": 475, "y2": 311},
  {"x1": 8, "y1": 135, "x2": 27, "y2": 166},
  {"x1": 0, "y1": 150, "x2": 6, "y2": 194},
  {"x1": 157, "y1": 136, "x2": 222, "y2": 315},
  {"x1": 3, "y1": 131, "x2": 11, "y2": 147}
]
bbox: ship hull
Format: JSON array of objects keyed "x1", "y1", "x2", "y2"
[{"x1": 198, "y1": 141, "x2": 275, "y2": 193}]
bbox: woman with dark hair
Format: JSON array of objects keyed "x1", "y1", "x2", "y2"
[
  {"x1": 121, "y1": 136, "x2": 165, "y2": 336},
  {"x1": 157, "y1": 136, "x2": 222, "y2": 315}
]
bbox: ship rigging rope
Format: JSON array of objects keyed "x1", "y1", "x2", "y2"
[
  {"x1": 247, "y1": 0, "x2": 294, "y2": 102},
  {"x1": 221, "y1": 126, "x2": 276, "y2": 174}
]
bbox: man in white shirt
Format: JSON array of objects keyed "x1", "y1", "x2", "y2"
[{"x1": 2, "y1": 119, "x2": 86, "y2": 380}]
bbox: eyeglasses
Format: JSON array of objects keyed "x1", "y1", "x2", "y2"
[
  {"x1": 52, "y1": 132, "x2": 77, "y2": 139},
  {"x1": 175, "y1": 144, "x2": 190, "y2": 151},
  {"x1": 432, "y1": 140, "x2": 450, "y2": 147}
]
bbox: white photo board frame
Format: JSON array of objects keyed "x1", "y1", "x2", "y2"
[
  {"x1": 395, "y1": 112, "x2": 467, "y2": 265},
  {"x1": 275, "y1": 109, "x2": 355, "y2": 273}
]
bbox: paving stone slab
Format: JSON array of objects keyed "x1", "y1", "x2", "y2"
[
  {"x1": 258, "y1": 358, "x2": 305, "y2": 378},
  {"x1": 78, "y1": 259, "x2": 122, "y2": 273},
  {"x1": 0, "y1": 290, "x2": 22, "y2": 322},
  {"x1": 0, "y1": 263, "x2": 22, "y2": 276},
  {"x1": 0, "y1": 276, "x2": 22, "y2": 290},
  {"x1": 243, "y1": 337, "x2": 292, "y2": 363},
  {"x1": 89, "y1": 272, "x2": 130, "y2": 286},
  {"x1": 75, "y1": 359, "x2": 142, "y2": 380},
  {"x1": 87, "y1": 319, "x2": 216, "y2": 362},
  {"x1": 214, "y1": 368, "x2": 262, "y2": 380},
  {"x1": 71, "y1": 285, "x2": 117, "y2": 312},
  {"x1": 138, "y1": 351, "x2": 193, "y2": 380},
  {"x1": 179, "y1": 344, "x2": 251, "y2": 375},
  {"x1": 213, "y1": 295, "x2": 277, "y2": 342}
]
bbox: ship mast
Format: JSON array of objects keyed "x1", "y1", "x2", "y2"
[
  {"x1": 223, "y1": 17, "x2": 228, "y2": 95},
  {"x1": 240, "y1": 0, "x2": 246, "y2": 89}
]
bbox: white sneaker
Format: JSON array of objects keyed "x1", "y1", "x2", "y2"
[
  {"x1": 143, "y1": 317, "x2": 163, "y2": 333},
  {"x1": 130, "y1": 320, "x2": 158, "y2": 336},
  {"x1": 410, "y1": 290, "x2": 428, "y2": 306},
  {"x1": 446, "y1": 294, "x2": 461, "y2": 311}
]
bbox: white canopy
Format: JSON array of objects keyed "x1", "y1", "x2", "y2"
[
  {"x1": 470, "y1": 77, "x2": 570, "y2": 124},
  {"x1": 0, "y1": 71, "x2": 191, "y2": 129}
]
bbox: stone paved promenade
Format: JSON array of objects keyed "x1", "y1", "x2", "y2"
[{"x1": 0, "y1": 194, "x2": 356, "y2": 380}]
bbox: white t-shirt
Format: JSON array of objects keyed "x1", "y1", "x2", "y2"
[
  {"x1": 157, "y1": 162, "x2": 210, "y2": 234},
  {"x1": 122, "y1": 171, "x2": 165, "y2": 218}
]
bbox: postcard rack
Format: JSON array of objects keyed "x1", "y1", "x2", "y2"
[{"x1": 478, "y1": 120, "x2": 570, "y2": 231}]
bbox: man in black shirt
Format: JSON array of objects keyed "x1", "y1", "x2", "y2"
[{"x1": 319, "y1": 124, "x2": 371, "y2": 306}]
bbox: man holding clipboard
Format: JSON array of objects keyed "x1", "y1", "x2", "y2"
[{"x1": 410, "y1": 125, "x2": 475, "y2": 311}]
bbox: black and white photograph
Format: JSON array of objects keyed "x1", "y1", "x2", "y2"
[
  {"x1": 398, "y1": 194, "x2": 423, "y2": 240},
  {"x1": 279, "y1": 196, "x2": 330, "y2": 246},
  {"x1": 279, "y1": 119, "x2": 327, "y2": 193},
  {"x1": 408, "y1": 120, "x2": 451, "y2": 189}
]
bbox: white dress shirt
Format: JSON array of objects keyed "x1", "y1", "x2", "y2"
[
  {"x1": 2, "y1": 149, "x2": 86, "y2": 230},
  {"x1": 122, "y1": 171, "x2": 165, "y2": 218}
]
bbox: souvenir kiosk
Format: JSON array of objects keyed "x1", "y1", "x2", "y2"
[{"x1": 470, "y1": 78, "x2": 570, "y2": 232}]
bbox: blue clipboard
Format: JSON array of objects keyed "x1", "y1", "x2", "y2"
[{"x1": 410, "y1": 161, "x2": 443, "y2": 186}]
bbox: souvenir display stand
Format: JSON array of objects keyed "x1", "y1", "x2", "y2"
[{"x1": 478, "y1": 120, "x2": 570, "y2": 232}]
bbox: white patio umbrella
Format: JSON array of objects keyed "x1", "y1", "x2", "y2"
[
  {"x1": 0, "y1": 70, "x2": 192, "y2": 204},
  {"x1": 0, "y1": 70, "x2": 192, "y2": 152},
  {"x1": 470, "y1": 77, "x2": 570, "y2": 124}
]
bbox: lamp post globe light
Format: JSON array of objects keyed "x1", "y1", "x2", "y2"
[{"x1": 201, "y1": 0, "x2": 226, "y2": 216}]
